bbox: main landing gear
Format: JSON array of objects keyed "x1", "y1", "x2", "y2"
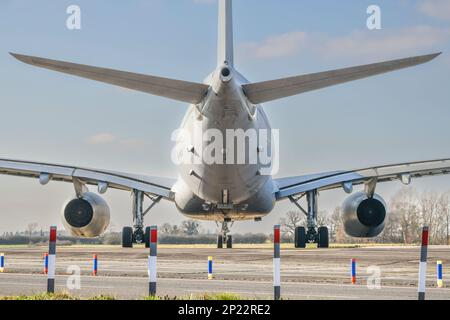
[
  {"x1": 217, "y1": 219, "x2": 233, "y2": 249},
  {"x1": 122, "y1": 190, "x2": 162, "y2": 248},
  {"x1": 289, "y1": 190, "x2": 329, "y2": 249}
]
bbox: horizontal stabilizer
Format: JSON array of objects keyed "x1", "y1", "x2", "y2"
[
  {"x1": 10, "y1": 53, "x2": 209, "y2": 104},
  {"x1": 242, "y1": 53, "x2": 441, "y2": 104}
]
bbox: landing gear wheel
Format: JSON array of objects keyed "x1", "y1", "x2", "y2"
[
  {"x1": 295, "y1": 226, "x2": 306, "y2": 248},
  {"x1": 226, "y1": 235, "x2": 233, "y2": 249},
  {"x1": 144, "y1": 227, "x2": 151, "y2": 248},
  {"x1": 217, "y1": 235, "x2": 223, "y2": 249},
  {"x1": 122, "y1": 227, "x2": 133, "y2": 248},
  {"x1": 318, "y1": 226, "x2": 329, "y2": 248}
]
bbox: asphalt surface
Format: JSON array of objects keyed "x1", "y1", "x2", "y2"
[{"x1": 0, "y1": 245, "x2": 449, "y2": 300}]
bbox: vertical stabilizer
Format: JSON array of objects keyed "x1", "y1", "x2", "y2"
[{"x1": 218, "y1": 0, "x2": 234, "y2": 67}]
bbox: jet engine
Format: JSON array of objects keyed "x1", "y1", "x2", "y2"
[
  {"x1": 341, "y1": 192, "x2": 387, "y2": 238},
  {"x1": 62, "y1": 192, "x2": 110, "y2": 238}
]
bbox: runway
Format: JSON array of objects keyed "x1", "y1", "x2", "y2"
[{"x1": 0, "y1": 245, "x2": 449, "y2": 300}]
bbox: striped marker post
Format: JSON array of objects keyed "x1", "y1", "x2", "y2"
[
  {"x1": 92, "y1": 254, "x2": 98, "y2": 276},
  {"x1": 418, "y1": 226, "x2": 429, "y2": 300},
  {"x1": 437, "y1": 261, "x2": 443, "y2": 288},
  {"x1": 208, "y1": 256, "x2": 213, "y2": 280},
  {"x1": 0, "y1": 253, "x2": 4, "y2": 273},
  {"x1": 273, "y1": 225, "x2": 281, "y2": 300},
  {"x1": 148, "y1": 226, "x2": 158, "y2": 297},
  {"x1": 43, "y1": 253, "x2": 49, "y2": 275},
  {"x1": 351, "y1": 259, "x2": 357, "y2": 284},
  {"x1": 47, "y1": 226, "x2": 57, "y2": 293}
]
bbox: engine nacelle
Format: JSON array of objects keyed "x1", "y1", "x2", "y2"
[
  {"x1": 341, "y1": 192, "x2": 387, "y2": 238},
  {"x1": 62, "y1": 192, "x2": 110, "y2": 238}
]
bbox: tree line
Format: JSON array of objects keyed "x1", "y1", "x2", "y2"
[{"x1": 0, "y1": 220, "x2": 268, "y2": 245}]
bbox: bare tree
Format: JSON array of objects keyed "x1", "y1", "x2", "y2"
[
  {"x1": 436, "y1": 193, "x2": 450, "y2": 245},
  {"x1": 279, "y1": 211, "x2": 304, "y2": 239},
  {"x1": 26, "y1": 223, "x2": 38, "y2": 244},
  {"x1": 420, "y1": 191, "x2": 443, "y2": 245},
  {"x1": 181, "y1": 220, "x2": 200, "y2": 236},
  {"x1": 443, "y1": 192, "x2": 450, "y2": 245},
  {"x1": 389, "y1": 188, "x2": 421, "y2": 244},
  {"x1": 317, "y1": 211, "x2": 330, "y2": 228},
  {"x1": 329, "y1": 207, "x2": 343, "y2": 242},
  {"x1": 387, "y1": 188, "x2": 450, "y2": 245},
  {"x1": 161, "y1": 223, "x2": 174, "y2": 235}
]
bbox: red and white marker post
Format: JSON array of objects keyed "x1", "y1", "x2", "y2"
[
  {"x1": 148, "y1": 226, "x2": 158, "y2": 297},
  {"x1": 47, "y1": 226, "x2": 57, "y2": 293},
  {"x1": 273, "y1": 225, "x2": 281, "y2": 300},
  {"x1": 418, "y1": 226, "x2": 429, "y2": 301}
]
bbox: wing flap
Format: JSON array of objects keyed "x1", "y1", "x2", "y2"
[
  {"x1": 10, "y1": 53, "x2": 209, "y2": 104},
  {"x1": 243, "y1": 53, "x2": 441, "y2": 104}
]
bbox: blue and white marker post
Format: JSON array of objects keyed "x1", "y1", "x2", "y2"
[
  {"x1": 437, "y1": 261, "x2": 443, "y2": 288},
  {"x1": 351, "y1": 259, "x2": 357, "y2": 284},
  {"x1": 418, "y1": 226, "x2": 429, "y2": 300},
  {"x1": 273, "y1": 225, "x2": 281, "y2": 300},
  {"x1": 47, "y1": 226, "x2": 57, "y2": 293},
  {"x1": 92, "y1": 254, "x2": 98, "y2": 276},
  {"x1": 0, "y1": 253, "x2": 4, "y2": 273},
  {"x1": 208, "y1": 256, "x2": 213, "y2": 280},
  {"x1": 148, "y1": 226, "x2": 158, "y2": 297}
]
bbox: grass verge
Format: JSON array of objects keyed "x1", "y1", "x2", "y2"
[{"x1": 1, "y1": 292, "x2": 248, "y2": 301}]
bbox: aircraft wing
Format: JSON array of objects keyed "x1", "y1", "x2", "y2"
[
  {"x1": 242, "y1": 53, "x2": 441, "y2": 104},
  {"x1": 10, "y1": 53, "x2": 209, "y2": 104},
  {"x1": 274, "y1": 159, "x2": 450, "y2": 200},
  {"x1": 0, "y1": 159, "x2": 176, "y2": 200}
]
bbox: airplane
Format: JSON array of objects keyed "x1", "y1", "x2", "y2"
[{"x1": 1, "y1": 0, "x2": 447, "y2": 249}]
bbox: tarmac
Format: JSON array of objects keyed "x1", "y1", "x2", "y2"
[{"x1": 0, "y1": 245, "x2": 449, "y2": 300}]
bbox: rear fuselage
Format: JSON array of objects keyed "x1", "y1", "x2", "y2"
[{"x1": 173, "y1": 65, "x2": 276, "y2": 222}]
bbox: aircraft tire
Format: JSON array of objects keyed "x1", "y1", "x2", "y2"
[
  {"x1": 217, "y1": 235, "x2": 223, "y2": 249},
  {"x1": 295, "y1": 227, "x2": 306, "y2": 248},
  {"x1": 122, "y1": 227, "x2": 133, "y2": 248},
  {"x1": 226, "y1": 235, "x2": 233, "y2": 249},
  {"x1": 318, "y1": 226, "x2": 329, "y2": 248}
]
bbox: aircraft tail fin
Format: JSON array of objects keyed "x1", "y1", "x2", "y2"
[
  {"x1": 10, "y1": 53, "x2": 209, "y2": 104},
  {"x1": 218, "y1": 0, "x2": 234, "y2": 67},
  {"x1": 242, "y1": 53, "x2": 441, "y2": 104}
]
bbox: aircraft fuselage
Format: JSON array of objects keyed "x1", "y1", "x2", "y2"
[{"x1": 173, "y1": 65, "x2": 276, "y2": 222}]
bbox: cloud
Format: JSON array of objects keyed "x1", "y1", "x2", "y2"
[
  {"x1": 419, "y1": 0, "x2": 450, "y2": 21},
  {"x1": 87, "y1": 133, "x2": 146, "y2": 149},
  {"x1": 239, "y1": 26, "x2": 450, "y2": 61},
  {"x1": 322, "y1": 26, "x2": 449, "y2": 59},
  {"x1": 240, "y1": 31, "x2": 308, "y2": 59},
  {"x1": 87, "y1": 133, "x2": 116, "y2": 145}
]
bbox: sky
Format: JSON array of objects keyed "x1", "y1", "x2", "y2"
[{"x1": 0, "y1": 0, "x2": 450, "y2": 234}]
